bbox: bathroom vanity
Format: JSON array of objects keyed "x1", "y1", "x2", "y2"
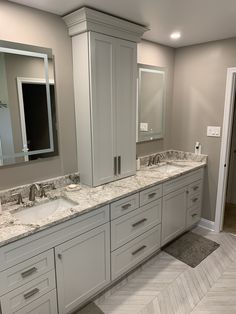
[{"x1": 0, "y1": 153, "x2": 206, "y2": 314}]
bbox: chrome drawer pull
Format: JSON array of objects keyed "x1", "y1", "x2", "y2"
[
  {"x1": 193, "y1": 186, "x2": 199, "y2": 191},
  {"x1": 122, "y1": 203, "x2": 131, "y2": 210},
  {"x1": 118, "y1": 156, "x2": 121, "y2": 175},
  {"x1": 192, "y1": 213, "x2": 198, "y2": 218},
  {"x1": 21, "y1": 267, "x2": 37, "y2": 278},
  {"x1": 148, "y1": 192, "x2": 156, "y2": 199},
  {"x1": 23, "y1": 288, "x2": 39, "y2": 300},
  {"x1": 132, "y1": 245, "x2": 147, "y2": 256},
  {"x1": 132, "y1": 218, "x2": 147, "y2": 228},
  {"x1": 114, "y1": 157, "x2": 117, "y2": 175},
  {"x1": 192, "y1": 197, "x2": 198, "y2": 202}
]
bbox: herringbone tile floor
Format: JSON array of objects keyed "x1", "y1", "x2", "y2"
[{"x1": 96, "y1": 227, "x2": 236, "y2": 314}]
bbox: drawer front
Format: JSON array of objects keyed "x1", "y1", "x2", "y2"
[
  {"x1": 111, "y1": 199, "x2": 162, "y2": 250},
  {"x1": 1, "y1": 270, "x2": 56, "y2": 313},
  {"x1": 0, "y1": 249, "x2": 54, "y2": 296},
  {"x1": 163, "y1": 168, "x2": 204, "y2": 196},
  {"x1": 188, "y1": 179, "x2": 202, "y2": 196},
  {"x1": 187, "y1": 192, "x2": 202, "y2": 208},
  {"x1": 13, "y1": 290, "x2": 57, "y2": 314},
  {"x1": 111, "y1": 226, "x2": 161, "y2": 280},
  {"x1": 0, "y1": 205, "x2": 109, "y2": 272},
  {"x1": 187, "y1": 206, "x2": 201, "y2": 228},
  {"x1": 110, "y1": 193, "x2": 139, "y2": 220},
  {"x1": 140, "y1": 185, "x2": 162, "y2": 206}
]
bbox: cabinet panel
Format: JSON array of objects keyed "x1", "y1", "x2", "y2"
[
  {"x1": 90, "y1": 32, "x2": 117, "y2": 186},
  {"x1": 12, "y1": 290, "x2": 57, "y2": 314},
  {"x1": 111, "y1": 225, "x2": 161, "y2": 280},
  {"x1": 162, "y1": 187, "x2": 187, "y2": 245},
  {"x1": 110, "y1": 193, "x2": 139, "y2": 220},
  {"x1": 116, "y1": 39, "x2": 137, "y2": 178},
  {"x1": 0, "y1": 249, "x2": 54, "y2": 296},
  {"x1": 140, "y1": 184, "x2": 162, "y2": 207},
  {"x1": 0, "y1": 270, "x2": 55, "y2": 313},
  {"x1": 111, "y1": 199, "x2": 162, "y2": 250},
  {"x1": 55, "y1": 223, "x2": 110, "y2": 314}
]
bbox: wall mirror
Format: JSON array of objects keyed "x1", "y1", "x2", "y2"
[
  {"x1": 0, "y1": 40, "x2": 58, "y2": 167},
  {"x1": 137, "y1": 64, "x2": 166, "y2": 142}
]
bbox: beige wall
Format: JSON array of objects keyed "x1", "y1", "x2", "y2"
[
  {"x1": 0, "y1": 1, "x2": 77, "y2": 189},
  {"x1": 137, "y1": 40, "x2": 175, "y2": 156},
  {"x1": 171, "y1": 38, "x2": 236, "y2": 221}
]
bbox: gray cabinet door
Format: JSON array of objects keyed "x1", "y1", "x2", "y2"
[
  {"x1": 55, "y1": 223, "x2": 110, "y2": 314},
  {"x1": 90, "y1": 32, "x2": 117, "y2": 186},
  {"x1": 161, "y1": 187, "x2": 188, "y2": 245},
  {"x1": 116, "y1": 39, "x2": 137, "y2": 178}
]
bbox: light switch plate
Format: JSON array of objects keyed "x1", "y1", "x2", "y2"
[
  {"x1": 140, "y1": 122, "x2": 148, "y2": 132},
  {"x1": 207, "y1": 126, "x2": 221, "y2": 137}
]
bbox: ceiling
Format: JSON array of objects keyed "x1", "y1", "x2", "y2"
[{"x1": 9, "y1": 0, "x2": 236, "y2": 47}]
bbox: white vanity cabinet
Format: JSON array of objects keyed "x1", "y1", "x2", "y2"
[
  {"x1": 64, "y1": 7, "x2": 147, "y2": 187},
  {"x1": 161, "y1": 169, "x2": 204, "y2": 246},
  {"x1": 55, "y1": 223, "x2": 110, "y2": 314}
]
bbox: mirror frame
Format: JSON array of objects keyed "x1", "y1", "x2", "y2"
[
  {"x1": 0, "y1": 41, "x2": 55, "y2": 162},
  {"x1": 137, "y1": 63, "x2": 166, "y2": 143}
]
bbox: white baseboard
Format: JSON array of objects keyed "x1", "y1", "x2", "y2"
[{"x1": 198, "y1": 218, "x2": 215, "y2": 231}]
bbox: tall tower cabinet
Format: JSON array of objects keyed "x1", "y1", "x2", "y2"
[{"x1": 64, "y1": 8, "x2": 147, "y2": 186}]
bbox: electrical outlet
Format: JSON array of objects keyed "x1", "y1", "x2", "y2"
[
  {"x1": 140, "y1": 122, "x2": 148, "y2": 132},
  {"x1": 207, "y1": 126, "x2": 221, "y2": 137}
]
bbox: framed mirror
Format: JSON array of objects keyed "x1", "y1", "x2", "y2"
[
  {"x1": 0, "y1": 41, "x2": 58, "y2": 166},
  {"x1": 137, "y1": 64, "x2": 166, "y2": 142}
]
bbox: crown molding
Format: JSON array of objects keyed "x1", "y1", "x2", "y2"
[{"x1": 63, "y1": 7, "x2": 148, "y2": 42}]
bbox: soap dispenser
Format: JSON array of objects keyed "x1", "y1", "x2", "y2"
[{"x1": 195, "y1": 141, "x2": 202, "y2": 155}]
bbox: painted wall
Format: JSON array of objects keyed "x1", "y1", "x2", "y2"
[
  {"x1": 171, "y1": 38, "x2": 236, "y2": 221},
  {"x1": 137, "y1": 40, "x2": 175, "y2": 156},
  {"x1": 0, "y1": 1, "x2": 77, "y2": 189}
]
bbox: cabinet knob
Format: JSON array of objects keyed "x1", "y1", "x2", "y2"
[
  {"x1": 186, "y1": 190, "x2": 189, "y2": 194},
  {"x1": 58, "y1": 253, "x2": 62, "y2": 260}
]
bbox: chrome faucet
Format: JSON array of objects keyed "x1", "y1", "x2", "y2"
[
  {"x1": 29, "y1": 184, "x2": 40, "y2": 202},
  {"x1": 153, "y1": 153, "x2": 162, "y2": 165}
]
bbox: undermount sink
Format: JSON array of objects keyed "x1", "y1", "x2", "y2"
[
  {"x1": 12, "y1": 197, "x2": 77, "y2": 224},
  {"x1": 152, "y1": 164, "x2": 181, "y2": 173}
]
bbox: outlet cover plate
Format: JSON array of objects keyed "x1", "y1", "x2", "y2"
[{"x1": 207, "y1": 126, "x2": 221, "y2": 137}]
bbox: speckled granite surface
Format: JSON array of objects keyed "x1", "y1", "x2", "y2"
[{"x1": 0, "y1": 151, "x2": 207, "y2": 248}]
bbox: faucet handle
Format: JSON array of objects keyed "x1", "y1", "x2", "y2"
[{"x1": 12, "y1": 193, "x2": 24, "y2": 205}]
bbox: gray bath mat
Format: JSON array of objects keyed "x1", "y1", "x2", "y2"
[
  {"x1": 74, "y1": 302, "x2": 104, "y2": 314},
  {"x1": 163, "y1": 232, "x2": 220, "y2": 268}
]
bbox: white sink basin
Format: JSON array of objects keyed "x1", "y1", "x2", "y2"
[
  {"x1": 13, "y1": 197, "x2": 77, "y2": 224},
  {"x1": 153, "y1": 164, "x2": 181, "y2": 173}
]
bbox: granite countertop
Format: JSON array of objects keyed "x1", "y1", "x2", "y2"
[{"x1": 0, "y1": 154, "x2": 207, "y2": 248}]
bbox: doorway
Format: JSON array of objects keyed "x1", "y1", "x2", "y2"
[{"x1": 223, "y1": 94, "x2": 236, "y2": 234}]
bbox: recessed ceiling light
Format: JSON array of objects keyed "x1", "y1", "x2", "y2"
[{"x1": 170, "y1": 32, "x2": 181, "y2": 40}]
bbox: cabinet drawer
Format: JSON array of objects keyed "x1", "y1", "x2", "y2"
[
  {"x1": 111, "y1": 226, "x2": 161, "y2": 280},
  {"x1": 187, "y1": 206, "x2": 201, "y2": 228},
  {"x1": 188, "y1": 179, "x2": 202, "y2": 196},
  {"x1": 140, "y1": 185, "x2": 162, "y2": 206},
  {"x1": 1, "y1": 270, "x2": 55, "y2": 313},
  {"x1": 110, "y1": 193, "x2": 139, "y2": 220},
  {"x1": 187, "y1": 192, "x2": 201, "y2": 208},
  {"x1": 111, "y1": 199, "x2": 161, "y2": 250},
  {"x1": 12, "y1": 290, "x2": 57, "y2": 314},
  {"x1": 0, "y1": 249, "x2": 54, "y2": 296},
  {"x1": 0, "y1": 205, "x2": 109, "y2": 272}
]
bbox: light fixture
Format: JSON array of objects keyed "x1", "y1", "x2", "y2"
[{"x1": 170, "y1": 32, "x2": 181, "y2": 40}]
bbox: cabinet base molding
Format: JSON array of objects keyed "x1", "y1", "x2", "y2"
[{"x1": 198, "y1": 218, "x2": 215, "y2": 231}]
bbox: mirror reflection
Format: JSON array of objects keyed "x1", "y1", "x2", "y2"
[
  {"x1": 0, "y1": 42, "x2": 58, "y2": 166},
  {"x1": 137, "y1": 64, "x2": 166, "y2": 142}
]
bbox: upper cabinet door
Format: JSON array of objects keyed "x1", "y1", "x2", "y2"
[
  {"x1": 115, "y1": 39, "x2": 137, "y2": 178},
  {"x1": 89, "y1": 33, "x2": 117, "y2": 186}
]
